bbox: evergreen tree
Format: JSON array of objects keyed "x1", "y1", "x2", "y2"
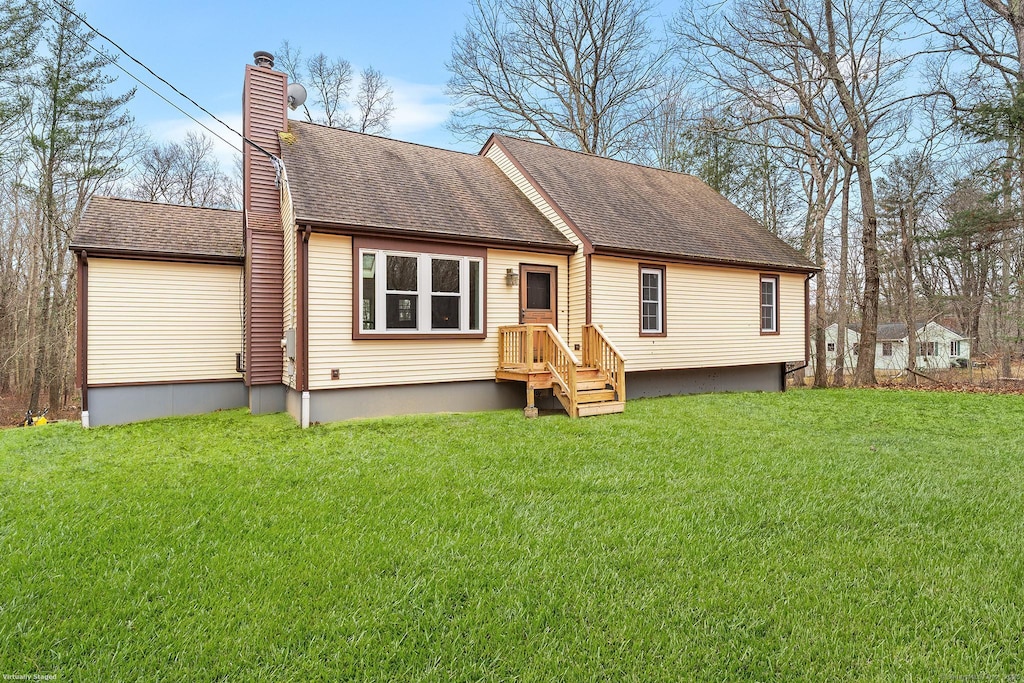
[{"x1": 25, "y1": 0, "x2": 137, "y2": 411}]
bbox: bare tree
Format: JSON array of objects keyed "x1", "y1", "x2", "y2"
[
  {"x1": 677, "y1": 0, "x2": 848, "y2": 386},
  {"x1": 878, "y1": 150, "x2": 940, "y2": 384},
  {"x1": 130, "y1": 131, "x2": 238, "y2": 208},
  {"x1": 305, "y1": 53, "x2": 353, "y2": 129},
  {"x1": 913, "y1": 0, "x2": 1024, "y2": 376},
  {"x1": 447, "y1": 0, "x2": 669, "y2": 157},
  {"x1": 277, "y1": 41, "x2": 395, "y2": 136},
  {"x1": 354, "y1": 66, "x2": 394, "y2": 135}
]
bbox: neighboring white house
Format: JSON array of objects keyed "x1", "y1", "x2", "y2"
[{"x1": 812, "y1": 321, "x2": 970, "y2": 375}]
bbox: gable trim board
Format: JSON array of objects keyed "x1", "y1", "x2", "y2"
[
  {"x1": 74, "y1": 248, "x2": 243, "y2": 266},
  {"x1": 480, "y1": 135, "x2": 595, "y2": 253},
  {"x1": 302, "y1": 221, "x2": 577, "y2": 256}
]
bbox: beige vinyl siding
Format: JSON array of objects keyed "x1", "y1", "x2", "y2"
[
  {"x1": 88, "y1": 258, "x2": 243, "y2": 384},
  {"x1": 485, "y1": 143, "x2": 586, "y2": 347},
  {"x1": 307, "y1": 234, "x2": 567, "y2": 389},
  {"x1": 281, "y1": 171, "x2": 297, "y2": 388},
  {"x1": 591, "y1": 256, "x2": 805, "y2": 371}
]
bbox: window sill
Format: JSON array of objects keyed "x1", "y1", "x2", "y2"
[{"x1": 353, "y1": 331, "x2": 487, "y2": 341}]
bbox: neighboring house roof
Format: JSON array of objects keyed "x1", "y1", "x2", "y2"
[
  {"x1": 279, "y1": 120, "x2": 575, "y2": 253},
  {"x1": 847, "y1": 321, "x2": 966, "y2": 340},
  {"x1": 488, "y1": 135, "x2": 817, "y2": 272},
  {"x1": 875, "y1": 322, "x2": 924, "y2": 341},
  {"x1": 72, "y1": 196, "x2": 242, "y2": 261}
]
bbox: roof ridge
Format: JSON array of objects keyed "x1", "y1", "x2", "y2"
[
  {"x1": 493, "y1": 134, "x2": 703, "y2": 180},
  {"x1": 287, "y1": 119, "x2": 483, "y2": 159},
  {"x1": 89, "y1": 195, "x2": 242, "y2": 214}
]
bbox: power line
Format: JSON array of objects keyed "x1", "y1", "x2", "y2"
[
  {"x1": 30, "y1": 1, "x2": 242, "y2": 154},
  {"x1": 34, "y1": 0, "x2": 279, "y2": 162}
]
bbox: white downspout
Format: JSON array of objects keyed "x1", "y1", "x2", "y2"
[
  {"x1": 81, "y1": 410, "x2": 90, "y2": 429},
  {"x1": 301, "y1": 390, "x2": 310, "y2": 429}
]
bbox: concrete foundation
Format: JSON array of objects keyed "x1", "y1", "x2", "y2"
[
  {"x1": 305, "y1": 379, "x2": 538, "y2": 424},
  {"x1": 249, "y1": 384, "x2": 286, "y2": 415},
  {"x1": 626, "y1": 363, "x2": 784, "y2": 399},
  {"x1": 84, "y1": 365, "x2": 785, "y2": 428},
  {"x1": 285, "y1": 387, "x2": 302, "y2": 422},
  {"x1": 86, "y1": 380, "x2": 248, "y2": 427}
]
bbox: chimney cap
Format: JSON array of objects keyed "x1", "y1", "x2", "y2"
[{"x1": 253, "y1": 51, "x2": 275, "y2": 69}]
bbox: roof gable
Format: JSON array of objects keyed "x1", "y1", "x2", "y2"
[
  {"x1": 72, "y1": 197, "x2": 242, "y2": 260},
  {"x1": 279, "y1": 121, "x2": 573, "y2": 251},
  {"x1": 491, "y1": 135, "x2": 816, "y2": 271}
]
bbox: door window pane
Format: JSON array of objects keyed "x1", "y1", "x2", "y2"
[{"x1": 526, "y1": 271, "x2": 551, "y2": 310}]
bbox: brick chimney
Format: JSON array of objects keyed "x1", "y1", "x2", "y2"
[{"x1": 242, "y1": 51, "x2": 287, "y2": 410}]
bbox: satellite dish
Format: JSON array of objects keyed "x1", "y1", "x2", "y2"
[{"x1": 287, "y1": 83, "x2": 307, "y2": 111}]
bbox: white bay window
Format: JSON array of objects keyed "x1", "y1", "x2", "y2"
[{"x1": 360, "y1": 249, "x2": 483, "y2": 335}]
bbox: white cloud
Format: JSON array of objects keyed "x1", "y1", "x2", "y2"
[
  {"x1": 141, "y1": 76, "x2": 452, "y2": 174},
  {"x1": 386, "y1": 78, "x2": 451, "y2": 138}
]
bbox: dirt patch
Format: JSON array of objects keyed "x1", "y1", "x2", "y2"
[
  {"x1": 872, "y1": 379, "x2": 1024, "y2": 395},
  {"x1": 0, "y1": 392, "x2": 80, "y2": 428}
]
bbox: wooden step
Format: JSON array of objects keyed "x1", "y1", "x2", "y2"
[
  {"x1": 577, "y1": 401, "x2": 625, "y2": 417},
  {"x1": 576, "y1": 378, "x2": 609, "y2": 391},
  {"x1": 576, "y1": 388, "x2": 617, "y2": 403}
]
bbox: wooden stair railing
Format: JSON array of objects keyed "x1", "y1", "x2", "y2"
[
  {"x1": 543, "y1": 324, "x2": 580, "y2": 416},
  {"x1": 497, "y1": 324, "x2": 625, "y2": 418},
  {"x1": 582, "y1": 324, "x2": 626, "y2": 404}
]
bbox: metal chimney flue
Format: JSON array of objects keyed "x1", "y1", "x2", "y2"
[{"x1": 253, "y1": 51, "x2": 275, "y2": 69}]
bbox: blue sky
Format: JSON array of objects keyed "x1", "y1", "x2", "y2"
[
  {"x1": 73, "y1": 0, "x2": 679, "y2": 167},
  {"x1": 73, "y1": 0, "x2": 486, "y2": 163}
]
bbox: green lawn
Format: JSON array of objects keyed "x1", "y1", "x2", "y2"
[{"x1": 1, "y1": 390, "x2": 1023, "y2": 680}]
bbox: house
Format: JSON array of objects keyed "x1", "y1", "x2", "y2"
[
  {"x1": 812, "y1": 321, "x2": 971, "y2": 376},
  {"x1": 70, "y1": 52, "x2": 816, "y2": 427}
]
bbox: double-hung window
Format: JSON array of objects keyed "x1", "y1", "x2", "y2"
[
  {"x1": 640, "y1": 266, "x2": 665, "y2": 335},
  {"x1": 359, "y1": 247, "x2": 483, "y2": 336},
  {"x1": 760, "y1": 275, "x2": 779, "y2": 334},
  {"x1": 950, "y1": 340, "x2": 961, "y2": 357}
]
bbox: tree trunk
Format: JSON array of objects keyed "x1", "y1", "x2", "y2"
[
  {"x1": 813, "y1": 197, "x2": 828, "y2": 388},
  {"x1": 852, "y1": 131, "x2": 880, "y2": 386},
  {"x1": 833, "y1": 163, "x2": 851, "y2": 386},
  {"x1": 900, "y1": 205, "x2": 917, "y2": 386}
]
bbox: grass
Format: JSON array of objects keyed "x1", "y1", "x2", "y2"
[{"x1": 1, "y1": 389, "x2": 1023, "y2": 680}]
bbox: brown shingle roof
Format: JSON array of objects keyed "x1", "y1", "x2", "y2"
[
  {"x1": 72, "y1": 196, "x2": 242, "y2": 260},
  {"x1": 493, "y1": 135, "x2": 816, "y2": 271},
  {"x1": 279, "y1": 120, "x2": 573, "y2": 251}
]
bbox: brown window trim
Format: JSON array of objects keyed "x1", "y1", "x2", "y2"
[
  {"x1": 351, "y1": 236, "x2": 487, "y2": 340},
  {"x1": 639, "y1": 263, "x2": 667, "y2": 337},
  {"x1": 760, "y1": 273, "x2": 780, "y2": 336}
]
